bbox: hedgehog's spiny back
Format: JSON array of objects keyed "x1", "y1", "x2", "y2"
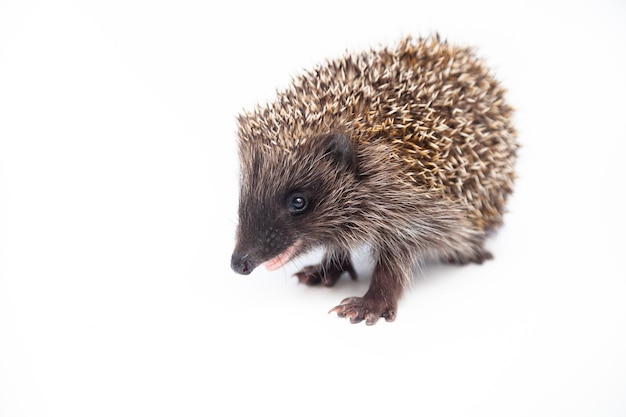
[{"x1": 238, "y1": 36, "x2": 517, "y2": 231}]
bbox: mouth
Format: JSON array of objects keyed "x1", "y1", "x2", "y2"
[{"x1": 264, "y1": 240, "x2": 302, "y2": 271}]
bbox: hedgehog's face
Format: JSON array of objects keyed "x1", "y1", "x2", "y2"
[{"x1": 231, "y1": 133, "x2": 359, "y2": 275}]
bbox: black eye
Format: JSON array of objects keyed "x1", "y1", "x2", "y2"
[{"x1": 288, "y1": 193, "x2": 308, "y2": 213}]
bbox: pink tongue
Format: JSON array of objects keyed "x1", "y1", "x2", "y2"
[{"x1": 264, "y1": 241, "x2": 301, "y2": 271}]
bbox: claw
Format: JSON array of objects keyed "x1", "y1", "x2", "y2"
[
  {"x1": 339, "y1": 296, "x2": 359, "y2": 305},
  {"x1": 382, "y1": 310, "x2": 396, "y2": 322},
  {"x1": 327, "y1": 305, "x2": 343, "y2": 315},
  {"x1": 365, "y1": 312, "x2": 379, "y2": 326}
]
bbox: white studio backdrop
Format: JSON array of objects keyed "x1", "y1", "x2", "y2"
[{"x1": 1, "y1": 1, "x2": 625, "y2": 416}]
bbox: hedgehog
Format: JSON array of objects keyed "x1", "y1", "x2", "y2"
[{"x1": 230, "y1": 35, "x2": 517, "y2": 325}]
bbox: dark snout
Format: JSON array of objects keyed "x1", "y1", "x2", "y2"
[{"x1": 231, "y1": 252, "x2": 256, "y2": 275}]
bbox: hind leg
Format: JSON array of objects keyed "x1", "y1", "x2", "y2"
[
  {"x1": 440, "y1": 233, "x2": 493, "y2": 265},
  {"x1": 442, "y1": 247, "x2": 493, "y2": 265},
  {"x1": 294, "y1": 250, "x2": 357, "y2": 287}
]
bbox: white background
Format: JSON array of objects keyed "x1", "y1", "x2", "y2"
[{"x1": 1, "y1": 0, "x2": 625, "y2": 416}]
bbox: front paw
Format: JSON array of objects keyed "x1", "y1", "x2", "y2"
[
  {"x1": 329, "y1": 296, "x2": 397, "y2": 325},
  {"x1": 294, "y1": 265, "x2": 330, "y2": 286},
  {"x1": 294, "y1": 258, "x2": 357, "y2": 287}
]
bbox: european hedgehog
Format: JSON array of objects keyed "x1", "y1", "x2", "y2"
[{"x1": 231, "y1": 35, "x2": 517, "y2": 325}]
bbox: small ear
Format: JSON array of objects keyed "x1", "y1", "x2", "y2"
[{"x1": 322, "y1": 133, "x2": 358, "y2": 173}]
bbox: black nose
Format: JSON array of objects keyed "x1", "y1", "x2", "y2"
[{"x1": 231, "y1": 252, "x2": 254, "y2": 275}]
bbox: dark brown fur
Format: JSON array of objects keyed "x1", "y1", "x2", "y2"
[{"x1": 231, "y1": 36, "x2": 517, "y2": 325}]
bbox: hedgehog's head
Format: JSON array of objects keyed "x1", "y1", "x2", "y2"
[{"x1": 231, "y1": 132, "x2": 360, "y2": 275}]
